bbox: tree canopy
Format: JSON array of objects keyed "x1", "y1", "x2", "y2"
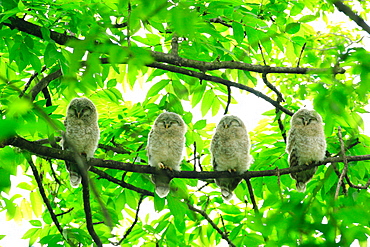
[{"x1": 1, "y1": 0, "x2": 370, "y2": 246}]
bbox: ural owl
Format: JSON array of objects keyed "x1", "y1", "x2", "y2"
[
  {"x1": 286, "y1": 109, "x2": 326, "y2": 192},
  {"x1": 61, "y1": 98, "x2": 100, "y2": 187},
  {"x1": 211, "y1": 115, "x2": 253, "y2": 201},
  {"x1": 146, "y1": 112, "x2": 186, "y2": 198}
]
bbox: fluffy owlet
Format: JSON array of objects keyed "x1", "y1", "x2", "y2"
[
  {"x1": 286, "y1": 109, "x2": 326, "y2": 192},
  {"x1": 211, "y1": 115, "x2": 253, "y2": 201},
  {"x1": 146, "y1": 112, "x2": 186, "y2": 198},
  {"x1": 61, "y1": 98, "x2": 100, "y2": 187}
]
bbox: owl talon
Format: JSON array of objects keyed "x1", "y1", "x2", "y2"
[
  {"x1": 228, "y1": 168, "x2": 237, "y2": 173},
  {"x1": 158, "y1": 162, "x2": 165, "y2": 169}
]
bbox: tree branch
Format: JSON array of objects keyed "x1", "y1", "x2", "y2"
[
  {"x1": 245, "y1": 178, "x2": 259, "y2": 214},
  {"x1": 4, "y1": 17, "x2": 345, "y2": 75},
  {"x1": 145, "y1": 61, "x2": 294, "y2": 116},
  {"x1": 29, "y1": 69, "x2": 63, "y2": 101},
  {"x1": 5, "y1": 136, "x2": 370, "y2": 182},
  {"x1": 187, "y1": 204, "x2": 236, "y2": 247},
  {"x1": 81, "y1": 170, "x2": 103, "y2": 247},
  {"x1": 25, "y1": 154, "x2": 74, "y2": 246},
  {"x1": 224, "y1": 85, "x2": 231, "y2": 115},
  {"x1": 333, "y1": 1, "x2": 370, "y2": 35},
  {"x1": 335, "y1": 126, "x2": 348, "y2": 199},
  {"x1": 116, "y1": 195, "x2": 145, "y2": 245},
  {"x1": 90, "y1": 167, "x2": 154, "y2": 196}
]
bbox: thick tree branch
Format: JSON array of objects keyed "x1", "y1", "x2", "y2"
[
  {"x1": 5, "y1": 136, "x2": 370, "y2": 182},
  {"x1": 187, "y1": 204, "x2": 236, "y2": 247},
  {"x1": 4, "y1": 17, "x2": 345, "y2": 75},
  {"x1": 29, "y1": 69, "x2": 63, "y2": 101},
  {"x1": 81, "y1": 171, "x2": 103, "y2": 247},
  {"x1": 333, "y1": 1, "x2": 370, "y2": 35}
]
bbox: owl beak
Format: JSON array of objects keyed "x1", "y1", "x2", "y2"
[
  {"x1": 165, "y1": 124, "x2": 169, "y2": 129},
  {"x1": 302, "y1": 119, "x2": 308, "y2": 126},
  {"x1": 224, "y1": 124, "x2": 229, "y2": 129}
]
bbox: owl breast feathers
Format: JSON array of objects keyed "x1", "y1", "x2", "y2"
[
  {"x1": 211, "y1": 115, "x2": 253, "y2": 200},
  {"x1": 147, "y1": 112, "x2": 186, "y2": 198},
  {"x1": 286, "y1": 109, "x2": 326, "y2": 192},
  {"x1": 61, "y1": 97, "x2": 100, "y2": 187}
]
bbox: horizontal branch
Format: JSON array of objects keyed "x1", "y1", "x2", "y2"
[
  {"x1": 145, "y1": 62, "x2": 294, "y2": 116},
  {"x1": 150, "y1": 51, "x2": 345, "y2": 74},
  {"x1": 3, "y1": 17, "x2": 345, "y2": 75},
  {"x1": 4, "y1": 136, "x2": 370, "y2": 180}
]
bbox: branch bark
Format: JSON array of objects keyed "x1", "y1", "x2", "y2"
[
  {"x1": 4, "y1": 136, "x2": 370, "y2": 181},
  {"x1": 4, "y1": 17, "x2": 345, "y2": 75},
  {"x1": 187, "y1": 204, "x2": 236, "y2": 247},
  {"x1": 333, "y1": 1, "x2": 370, "y2": 35}
]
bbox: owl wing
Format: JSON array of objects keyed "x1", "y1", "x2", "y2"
[
  {"x1": 61, "y1": 132, "x2": 82, "y2": 188},
  {"x1": 288, "y1": 133, "x2": 316, "y2": 192}
]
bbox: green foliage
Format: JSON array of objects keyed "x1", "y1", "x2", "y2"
[{"x1": 0, "y1": 0, "x2": 370, "y2": 246}]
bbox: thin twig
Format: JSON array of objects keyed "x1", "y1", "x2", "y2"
[
  {"x1": 48, "y1": 159, "x2": 61, "y2": 185},
  {"x1": 296, "y1": 43, "x2": 306, "y2": 68},
  {"x1": 193, "y1": 142, "x2": 197, "y2": 171},
  {"x1": 187, "y1": 204, "x2": 236, "y2": 247},
  {"x1": 90, "y1": 167, "x2": 154, "y2": 196},
  {"x1": 55, "y1": 208, "x2": 74, "y2": 217},
  {"x1": 335, "y1": 126, "x2": 348, "y2": 200},
  {"x1": 345, "y1": 175, "x2": 370, "y2": 189},
  {"x1": 127, "y1": 1, "x2": 131, "y2": 47},
  {"x1": 245, "y1": 178, "x2": 259, "y2": 214},
  {"x1": 25, "y1": 153, "x2": 75, "y2": 246},
  {"x1": 258, "y1": 43, "x2": 267, "y2": 66},
  {"x1": 224, "y1": 85, "x2": 231, "y2": 115},
  {"x1": 209, "y1": 17, "x2": 232, "y2": 28},
  {"x1": 116, "y1": 195, "x2": 145, "y2": 245}
]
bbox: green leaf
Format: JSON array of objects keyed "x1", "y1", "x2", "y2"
[
  {"x1": 154, "y1": 194, "x2": 166, "y2": 212},
  {"x1": 285, "y1": 23, "x2": 300, "y2": 34},
  {"x1": 200, "y1": 90, "x2": 214, "y2": 116},
  {"x1": 193, "y1": 119, "x2": 207, "y2": 130},
  {"x1": 299, "y1": 15, "x2": 317, "y2": 23},
  {"x1": 172, "y1": 80, "x2": 189, "y2": 100},
  {"x1": 167, "y1": 197, "x2": 187, "y2": 232},
  {"x1": 147, "y1": 80, "x2": 170, "y2": 98},
  {"x1": 30, "y1": 191, "x2": 43, "y2": 217},
  {"x1": 232, "y1": 22, "x2": 244, "y2": 44}
]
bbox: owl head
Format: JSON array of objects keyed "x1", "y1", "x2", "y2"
[
  {"x1": 154, "y1": 112, "x2": 185, "y2": 129},
  {"x1": 291, "y1": 109, "x2": 323, "y2": 127},
  {"x1": 67, "y1": 98, "x2": 98, "y2": 121},
  {"x1": 216, "y1": 115, "x2": 246, "y2": 130}
]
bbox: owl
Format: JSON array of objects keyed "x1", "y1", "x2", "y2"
[
  {"x1": 61, "y1": 98, "x2": 100, "y2": 187},
  {"x1": 211, "y1": 115, "x2": 253, "y2": 201},
  {"x1": 286, "y1": 109, "x2": 326, "y2": 192},
  {"x1": 146, "y1": 112, "x2": 186, "y2": 198}
]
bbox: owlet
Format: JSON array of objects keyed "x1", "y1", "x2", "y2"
[
  {"x1": 146, "y1": 112, "x2": 186, "y2": 198},
  {"x1": 61, "y1": 98, "x2": 100, "y2": 187},
  {"x1": 211, "y1": 115, "x2": 253, "y2": 201},
  {"x1": 286, "y1": 109, "x2": 326, "y2": 192}
]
